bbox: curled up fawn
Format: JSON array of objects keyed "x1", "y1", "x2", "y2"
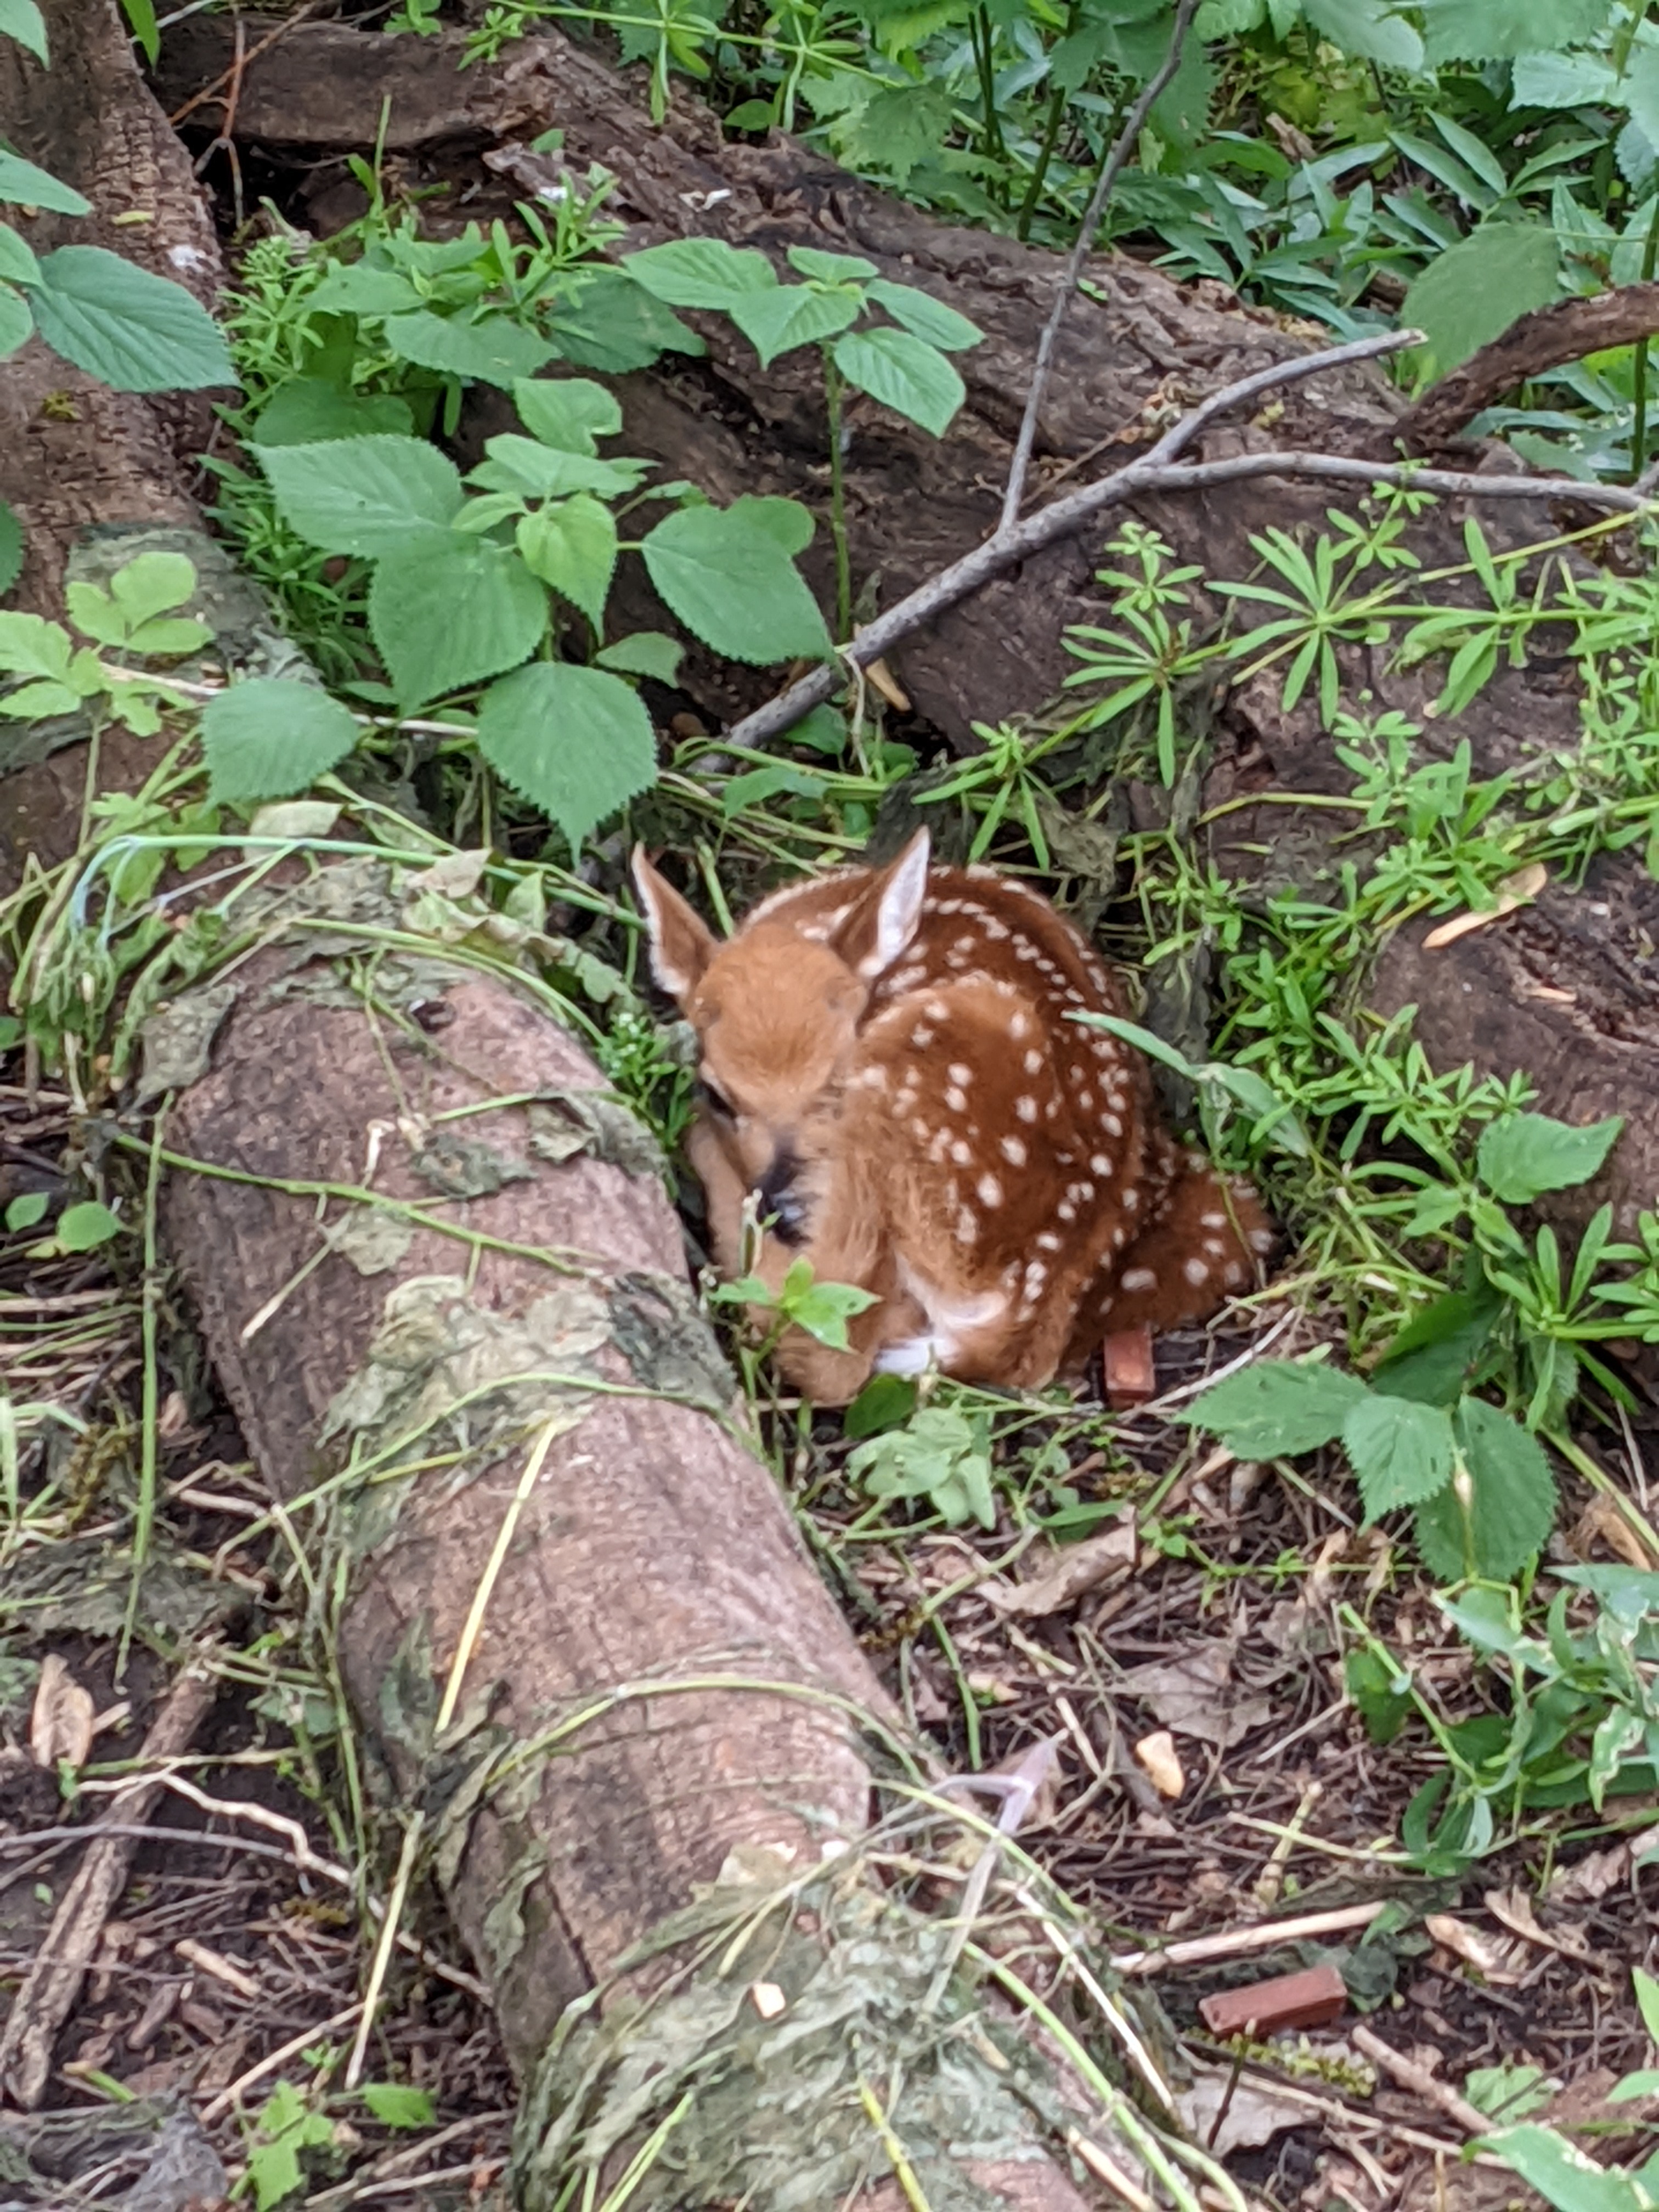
[{"x1": 633, "y1": 829, "x2": 1276, "y2": 1406}]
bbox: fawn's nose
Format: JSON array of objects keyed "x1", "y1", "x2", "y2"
[{"x1": 756, "y1": 1143, "x2": 809, "y2": 1245}]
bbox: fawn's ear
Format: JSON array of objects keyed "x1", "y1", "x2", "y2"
[
  {"x1": 833, "y1": 827, "x2": 931, "y2": 981},
  {"x1": 631, "y1": 845, "x2": 718, "y2": 1004}
]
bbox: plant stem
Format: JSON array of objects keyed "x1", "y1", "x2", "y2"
[
  {"x1": 823, "y1": 346, "x2": 854, "y2": 642},
  {"x1": 972, "y1": 6, "x2": 1006, "y2": 172},
  {"x1": 1633, "y1": 195, "x2": 1659, "y2": 479},
  {"x1": 1018, "y1": 82, "x2": 1069, "y2": 241}
]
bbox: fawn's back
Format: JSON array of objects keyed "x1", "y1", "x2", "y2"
[{"x1": 634, "y1": 830, "x2": 1272, "y2": 1402}]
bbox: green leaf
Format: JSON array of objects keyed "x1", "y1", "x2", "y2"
[
  {"x1": 0, "y1": 611, "x2": 74, "y2": 681},
  {"x1": 512, "y1": 375, "x2": 622, "y2": 453},
  {"x1": 57, "y1": 1200, "x2": 121, "y2": 1251},
  {"x1": 864, "y1": 278, "x2": 983, "y2": 352},
  {"x1": 1342, "y1": 1392, "x2": 1457, "y2": 1518},
  {"x1": 833, "y1": 325, "x2": 964, "y2": 436},
  {"x1": 1464, "y1": 2065, "x2": 1554, "y2": 2122},
  {"x1": 0, "y1": 498, "x2": 20, "y2": 597},
  {"x1": 0, "y1": 284, "x2": 30, "y2": 360},
  {"x1": 370, "y1": 537, "x2": 548, "y2": 710},
  {"x1": 729, "y1": 283, "x2": 860, "y2": 366},
  {"x1": 200, "y1": 677, "x2": 361, "y2": 802},
  {"x1": 253, "y1": 379, "x2": 415, "y2": 446},
  {"x1": 1476, "y1": 1112, "x2": 1623, "y2": 1204},
  {"x1": 1413, "y1": 1398, "x2": 1557, "y2": 1583},
  {"x1": 256, "y1": 436, "x2": 464, "y2": 557},
  {"x1": 1607, "y1": 2070, "x2": 1659, "y2": 2104},
  {"x1": 595, "y1": 631, "x2": 682, "y2": 683},
  {"x1": 641, "y1": 503, "x2": 831, "y2": 664},
  {"x1": 1635, "y1": 1965, "x2": 1659, "y2": 2047},
  {"x1": 380, "y1": 309, "x2": 556, "y2": 388},
  {"x1": 1184, "y1": 1358, "x2": 1371, "y2": 1457},
  {"x1": 304, "y1": 262, "x2": 423, "y2": 317},
  {"x1": 1400, "y1": 225, "x2": 1560, "y2": 382},
  {"x1": 1303, "y1": 0, "x2": 1423, "y2": 70},
  {"x1": 1477, "y1": 2125, "x2": 1650, "y2": 2212},
  {"x1": 1345, "y1": 1647, "x2": 1412, "y2": 1745},
  {"x1": 622, "y1": 238, "x2": 778, "y2": 308},
  {"x1": 0, "y1": 0, "x2": 47, "y2": 64},
  {"x1": 358, "y1": 2083, "x2": 436, "y2": 2129},
  {"x1": 787, "y1": 245, "x2": 878, "y2": 284},
  {"x1": 1374, "y1": 1285, "x2": 1502, "y2": 1407},
  {"x1": 788, "y1": 1276, "x2": 881, "y2": 1349},
  {"x1": 725, "y1": 493, "x2": 815, "y2": 557},
  {"x1": 475, "y1": 434, "x2": 644, "y2": 500},
  {"x1": 27, "y1": 245, "x2": 235, "y2": 392},
  {"x1": 843, "y1": 1372, "x2": 917, "y2": 1439},
  {"x1": 1623, "y1": 52, "x2": 1659, "y2": 178},
  {"x1": 476, "y1": 661, "x2": 657, "y2": 848},
  {"x1": 121, "y1": 0, "x2": 160, "y2": 65},
  {"x1": 97, "y1": 551, "x2": 200, "y2": 639},
  {"x1": 546, "y1": 268, "x2": 705, "y2": 373},
  {"x1": 515, "y1": 494, "x2": 617, "y2": 629},
  {"x1": 0, "y1": 220, "x2": 40, "y2": 287},
  {"x1": 1511, "y1": 48, "x2": 1617, "y2": 107},
  {"x1": 5, "y1": 1189, "x2": 48, "y2": 1232},
  {"x1": 1420, "y1": 0, "x2": 1613, "y2": 63},
  {"x1": 0, "y1": 148, "x2": 88, "y2": 215}
]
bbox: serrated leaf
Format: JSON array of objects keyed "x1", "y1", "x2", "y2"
[
  {"x1": 641, "y1": 503, "x2": 831, "y2": 664},
  {"x1": 304, "y1": 263, "x2": 423, "y2": 317},
  {"x1": 1511, "y1": 48, "x2": 1618, "y2": 107},
  {"x1": 1414, "y1": 1399, "x2": 1556, "y2": 1583},
  {"x1": 380, "y1": 309, "x2": 556, "y2": 389},
  {"x1": 622, "y1": 238, "x2": 778, "y2": 308},
  {"x1": 476, "y1": 661, "x2": 657, "y2": 848},
  {"x1": 370, "y1": 537, "x2": 548, "y2": 709},
  {"x1": 0, "y1": 147, "x2": 87, "y2": 215},
  {"x1": 109, "y1": 550, "x2": 198, "y2": 629},
  {"x1": 787, "y1": 245, "x2": 878, "y2": 283},
  {"x1": 0, "y1": 678, "x2": 81, "y2": 718},
  {"x1": 0, "y1": 0, "x2": 47, "y2": 63},
  {"x1": 1304, "y1": 0, "x2": 1423, "y2": 69},
  {"x1": 0, "y1": 499, "x2": 20, "y2": 597},
  {"x1": 729, "y1": 283, "x2": 860, "y2": 366},
  {"x1": 0, "y1": 220, "x2": 39, "y2": 287},
  {"x1": 256, "y1": 436, "x2": 464, "y2": 557},
  {"x1": 512, "y1": 375, "x2": 622, "y2": 453},
  {"x1": 200, "y1": 677, "x2": 361, "y2": 802},
  {"x1": 0, "y1": 284, "x2": 30, "y2": 360},
  {"x1": 1476, "y1": 1111, "x2": 1623, "y2": 1204},
  {"x1": 476, "y1": 434, "x2": 644, "y2": 500},
  {"x1": 546, "y1": 268, "x2": 705, "y2": 372},
  {"x1": 1625, "y1": 48, "x2": 1659, "y2": 160},
  {"x1": 595, "y1": 631, "x2": 683, "y2": 683},
  {"x1": 253, "y1": 379, "x2": 415, "y2": 447},
  {"x1": 0, "y1": 611, "x2": 74, "y2": 681},
  {"x1": 1401, "y1": 225, "x2": 1560, "y2": 382},
  {"x1": 515, "y1": 494, "x2": 616, "y2": 628},
  {"x1": 27, "y1": 245, "x2": 235, "y2": 392},
  {"x1": 1184, "y1": 1359, "x2": 1371, "y2": 1457},
  {"x1": 1343, "y1": 1392, "x2": 1457, "y2": 1517},
  {"x1": 833, "y1": 325, "x2": 964, "y2": 436},
  {"x1": 1422, "y1": 0, "x2": 1613, "y2": 64},
  {"x1": 865, "y1": 278, "x2": 983, "y2": 352}
]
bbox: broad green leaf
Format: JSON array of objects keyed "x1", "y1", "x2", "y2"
[
  {"x1": 728, "y1": 283, "x2": 860, "y2": 366},
  {"x1": 726, "y1": 493, "x2": 815, "y2": 557},
  {"x1": 57, "y1": 1200, "x2": 121, "y2": 1251},
  {"x1": 1345, "y1": 1647, "x2": 1412, "y2": 1745},
  {"x1": 1183, "y1": 1358, "x2": 1370, "y2": 1457},
  {"x1": 1422, "y1": 0, "x2": 1613, "y2": 63},
  {"x1": 622, "y1": 238, "x2": 778, "y2": 308},
  {"x1": 0, "y1": 678, "x2": 83, "y2": 718},
  {"x1": 358, "y1": 2084, "x2": 436, "y2": 2129},
  {"x1": 369, "y1": 537, "x2": 548, "y2": 709},
  {"x1": 1463, "y1": 2065, "x2": 1554, "y2": 2122},
  {"x1": 546, "y1": 268, "x2": 705, "y2": 372},
  {"x1": 1477, "y1": 2125, "x2": 1650, "y2": 2212},
  {"x1": 303, "y1": 263, "x2": 423, "y2": 317},
  {"x1": 200, "y1": 677, "x2": 361, "y2": 802},
  {"x1": 595, "y1": 631, "x2": 683, "y2": 683},
  {"x1": 0, "y1": 284, "x2": 30, "y2": 359},
  {"x1": 1624, "y1": 49, "x2": 1659, "y2": 165},
  {"x1": 1511, "y1": 48, "x2": 1617, "y2": 107},
  {"x1": 0, "y1": 498, "x2": 20, "y2": 597},
  {"x1": 1304, "y1": 0, "x2": 1423, "y2": 70},
  {"x1": 1401, "y1": 225, "x2": 1560, "y2": 382},
  {"x1": 5, "y1": 1190, "x2": 48, "y2": 1232},
  {"x1": 475, "y1": 433, "x2": 644, "y2": 499},
  {"x1": 256, "y1": 436, "x2": 464, "y2": 557},
  {"x1": 0, "y1": 0, "x2": 47, "y2": 64},
  {"x1": 833, "y1": 325, "x2": 964, "y2": 436},
  {"x1": 515, "y1": 494, "x2": 617, "y2": 629},
  {"x1": 27, "y1": 245, "x2": 235, "y2": 392},
  {"x1": 476, "y1": 661, "x2": 657, "y2": 848},
  {"x1": 641, "y1": 503, "x2": 831, "y2": 664},
  {"x1": 512, "y1": 375, "x2": 622, "y2": 453},
  {"x1": 1374, "y1": 1286, "x2": 1500, "y2": 1407},
  {"x1": 787, "y1": 245, "x2": 878, "y2": 284},
  {"x1": 0, "y1": 611, "x2": 74, "y2": 681},
  {"x1": 1342, "y1": 1392, "x2": 1457, "y2": 1517},
  {"x1": 110, "y1": 550, "x2": 199, "y2": 628},
  {"x1": 0, "y1": 220, "x2": 39, "y2": 287},
  {"x1": 0, "y1": 148, "x2": 88, "y2": 215},
  {"x1": 843, "y1": 1372, "x2": 918, "y2": 1438},
  {"x1": 1476, "y1": 1111, "x2": 1623, "y2": 1204},
  {"x1": 865, "y1": 278, "x2": 984, "y2": 352},
  {"x1": 1607, "y1": 2070, "x2": 1659, "y2": 2104},
  {"x1": 253, "y1": 379, "x2": 415, "y2": 446},
  {"x1": 380, "y1": 309, "x2": 556, "y2": 389},
  {"x1": 1413, "y1": 1399, "x2": 1556, "y2": 1583}
]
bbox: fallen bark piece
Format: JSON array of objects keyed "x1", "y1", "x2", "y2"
[
  {"x1": 1103, "y1": 1325, "x2": 1156, "y2": 1409},
  {"x1": 1198, "y1": 1961, "x2": 1347, "y2": 2039}
]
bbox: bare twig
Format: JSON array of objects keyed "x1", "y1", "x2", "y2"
[
  {"x1": 1349, "y1": 2023, "x2": 1494, "y2": 2138},
  {"x1": 726, "y1": 324, "x2": 1651, "y2": 752},
  {"x1": 1110, "y1": 1899, "x2": 1386, "y2": 1974},
  {"x1": 1001, "y1": 0, "x2": 1200, "y2": 528}
]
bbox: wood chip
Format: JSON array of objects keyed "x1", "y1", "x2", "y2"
[
  {"x1": 1424, "y1": 1910, "x2": 1527, "y2": 1984},
  {"x1": 748, "y1": 1980, "x2": 787, "y2": 2019},
  {"x1": 176, "y1": 1939, "x2": 262, "y2": 2001},
  {"x1": 1134, "y1": 1729, "x2": 1184, "y2": 1799},
  {"x1": 30, "y1": 1655, "x2": 94, "y2": 1771},
  {"x1": 1103, "y1": 1324, "x2": 1156, "y2": 1409},
  {"x1": 1199, "y1": 1962, "x2": 1348, "y2": 2039},
  {"x1": 1421, "y1": 862, "x2": 1547, "y2": 949}
]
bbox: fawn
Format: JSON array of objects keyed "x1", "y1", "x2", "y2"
[{"x1": 633, "y1": 829, "x2": 1274, "y2": 1404}]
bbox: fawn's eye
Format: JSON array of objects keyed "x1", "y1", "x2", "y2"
[{"x1": 699, "y1": 1079, "x2": 736, "y2": 1120}]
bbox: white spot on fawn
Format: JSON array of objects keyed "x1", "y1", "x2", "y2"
[
  {"x1": 1201, "y1": 1211, "x2": 1227, "y2": 1229},
  {"x1": 946, "y1": 1086, "x2": 968, "y2": 1113},
  {"x1": 1183, "y1": 1256, "x2": 1210, "y2": 1286},
  {"x1": 1000, "y1": 1135, "x2": 1027, "y2": 1166},
  {"x1": 948, "y1": 1063, "x2": 973, "y2": 1086},
  {"x1": 1250, "y1": 1227, "x2": 1276, "y2": 1254},
  {"x1": 1121, "y1": 1267, "x2": 1156, "y2": 1293},
  {"x1": 1090, "y1": 1154, "x2": 1111, "y2": 1176},
  {"x1": 912, "y1": 1026, "x2": 935, "y2": 1048},
  {"x1": 951, "y1": 1138, "x2": 973, "y2": 1166},
  {"x1": 1103, "y1": 1114, "x2": 1124, "y2": 1137},
  {"x1": 977, "y1": 1172, "x2": 1002, "y2": 1207},
  {"x1": 1015, "y1": 1096, "x2": 1039, "y2": 1124},
  {"x1": 1024, "y1": 1050, "x2": 1043, "y2": 1074}
]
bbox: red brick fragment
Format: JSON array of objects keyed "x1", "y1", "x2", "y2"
[
  {"x1": 1198, "y1": 1962, "x2": 1348, "y2": 2040},
  {"x1": 1103, "y1": 1325, "x2": 1156, "y2": 1410}
]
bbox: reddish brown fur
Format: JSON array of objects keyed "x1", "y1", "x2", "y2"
[{"x1": 634, "y1": 831, "x2": 1274, "y2": 1404}]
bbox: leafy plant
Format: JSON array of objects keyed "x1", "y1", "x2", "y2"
[
  {"x1": 0, "y1": 551, "x2": 213, "y2": 736},
  {"x1": 710, "y1": 1255, "x2": 881, "y2": 1355},
  {"x1": 847, "y1": 1402, "x2": 998, "y2": 1529}
]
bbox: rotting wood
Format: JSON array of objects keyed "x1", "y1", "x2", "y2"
[{"x1": 1395, "y1": 283, "x2": 1659, "y2": 453}]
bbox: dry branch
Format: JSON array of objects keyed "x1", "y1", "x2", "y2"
[{"x1": 1397, "y1": 281, "x2": 1659, "y2": 451}]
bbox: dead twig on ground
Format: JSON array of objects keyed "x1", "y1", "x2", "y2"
[{"x1": 1350, "y1": 2022, "x2": 1494, "y2": 2138}]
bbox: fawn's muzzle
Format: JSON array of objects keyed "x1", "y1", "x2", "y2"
[{"x1": 756, "y1": 1146, "x2": 810, "y2": 1245}]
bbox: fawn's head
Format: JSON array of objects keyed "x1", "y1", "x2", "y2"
[{"x1": 631, "y1": 832, "x2": 933, "y2": 1222}]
